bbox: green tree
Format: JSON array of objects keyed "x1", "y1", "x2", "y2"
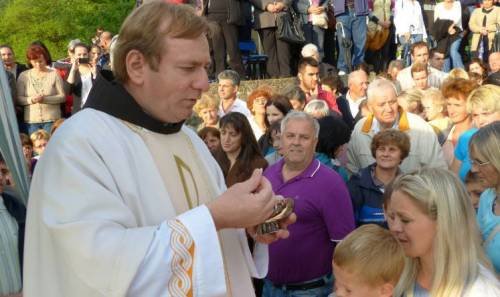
[{"x1": 0, "y1": 0, "x2": 134, "y2": 62}]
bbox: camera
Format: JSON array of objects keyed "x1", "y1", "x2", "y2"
[{"x1": 78, "y1": 58, "x2": 89, "y2": 64}]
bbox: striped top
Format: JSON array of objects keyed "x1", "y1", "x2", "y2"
[{"x1": 0, "y1": 196, "x2": 22, "y2": 295}]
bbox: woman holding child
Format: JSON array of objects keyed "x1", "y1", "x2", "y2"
[{"x1": 384, "y1": 168, "x2": 500, "y2": 296}]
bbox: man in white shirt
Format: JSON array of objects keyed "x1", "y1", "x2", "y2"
[
  {"x1": 396, "y1": 41, "x2": 447, "y2": 91},
  {"x1": 23, "y1": 3, "x2": 294, "y2": 297},
  {"x1": 217, "y1": 69, "x2": 251, "y2": 117},
  {"x1": 217, "y1": 70, "x2": 265, "y2": 138},
  {"x1": 340, "y1": 70, "x2": 368, "y2": 118}
]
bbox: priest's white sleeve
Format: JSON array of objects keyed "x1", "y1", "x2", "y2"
[{"x1": 127, "y1": 205, "x2": 226, "y2": 297}]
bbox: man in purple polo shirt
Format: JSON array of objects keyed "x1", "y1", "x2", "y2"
[{"x1": 262, "y1": 111, "x2": 355, "y2": 297}]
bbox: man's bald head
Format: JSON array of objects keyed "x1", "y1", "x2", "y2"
[
  {"x1": 347, "y1": 70, "x2": 369, "y2": 99},
  {"x1": 489, "y1": 52, "x2": 500, "y2": 73},
  {"x1": 366, "y1": 78, "x2": 397, "y2": 105},
  {"x1": 100, "y1": 31, "x2": 113, "y2": 51}
]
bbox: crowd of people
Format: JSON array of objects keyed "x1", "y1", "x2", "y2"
[{"x1": 1, "y1": 0, "x2": 500, "y2": 297}]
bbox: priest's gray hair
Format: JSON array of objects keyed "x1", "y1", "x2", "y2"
[
  {"x1": 367, "y1": 78, "x2": 398, "y2": 104},
  {"x1": 281, "y1": 111, "x2": 320, "y2": 138}
]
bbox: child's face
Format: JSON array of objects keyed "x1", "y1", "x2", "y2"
[
  {"x1": 33, "y1": 139, "x2": 48, "y2": 156},
  {"x1": 466, "y1": 181, "x2": 484, "y2": 209},
  {"x1": 23, "y1": 145, "x2": 33, "y2": 160},
  {"x1": 333, "y1": 264, "x2": 393, "y2": 297}
]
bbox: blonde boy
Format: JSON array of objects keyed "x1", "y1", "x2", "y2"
[
  {"x1": 30, "y1": 129, "x2": 50, "y2": 157},
  {"x1": 332, "y1": 224, "x2": 405, "y2": 297}
]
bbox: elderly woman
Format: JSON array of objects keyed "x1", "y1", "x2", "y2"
[
  {"x1": 470, "y1": 121, "x2": 500, "y2": 274},
  {"x1": 16, "y1": 44, "x2": 65, "y2": 135},
  {"x1": 283, "y1": 85, "x2": 306, "y2": 111},
  {"x1": 348, "y1": 129, "x2": 410, "y2": 226},
  {"x1": 469, "y1": 0, "x2": 500, "y2": 61},
  {"x1": 451, "y1": 85, "x2": 500, "y2": 180},
  {"x1": 193, "y1": 94, "x2": 219, "y2": 130},
  {"x1": 384, "y1": 168, "x2": 500, "y2": 296}
]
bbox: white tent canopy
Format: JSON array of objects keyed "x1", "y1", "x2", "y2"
[{"x1": 0, "y1": 62, "x2": 30, "y2": 205}]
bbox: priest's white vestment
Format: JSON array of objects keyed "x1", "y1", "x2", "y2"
[{"x1": 23, "y1": 109, "x2": 267, "y2": 297}]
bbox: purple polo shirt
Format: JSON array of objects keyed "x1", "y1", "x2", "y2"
[{"x1": 263, "y1": 159, "x2": 355, "y2": 285}]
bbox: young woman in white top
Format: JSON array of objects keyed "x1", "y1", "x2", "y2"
[
  {"x1": 394, "y1": 0, "x2": 427, "y2": 66},
  {"x1": 434, "y1": 0, "x2": 465, "y2": 72},
  {"x1": 384, "y1": 168, "x2": 500, "y2": 297}
]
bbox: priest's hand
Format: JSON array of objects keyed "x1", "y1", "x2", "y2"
[
  {"x1": 246, "y1": 212, "x2": 297, "y2": 244},
  {"x1": 208, "y1": 168, "x2": 276, "y2": 230}
]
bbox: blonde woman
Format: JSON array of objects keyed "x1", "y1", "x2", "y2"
[
  {"x1": 451, "y1": 84, "x2": 500, "y2": 180},
  {"x1": 421, "y1": 88, "x2": 452, "y2": 137},
  {"x1": 192, "y1": 93, "x2": 220, "y2": 130},
  {"x1": 384, "y1": 168, "x2": 500, "y2": 296},
  {"x1": 469, "y1": 121, "x2": 500, "y2": 274}
]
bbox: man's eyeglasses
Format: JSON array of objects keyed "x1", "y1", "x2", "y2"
[{"x1": 470, "y1": 158, "x2": 490, "y2": 167}]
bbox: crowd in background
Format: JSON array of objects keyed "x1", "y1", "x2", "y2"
[{"x1": 1, "y1": 0, "x2": 500, "y2": 296}]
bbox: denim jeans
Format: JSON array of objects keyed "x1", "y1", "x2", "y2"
[
  {"x1": 303, "y1": 23, "x2": 325, "y2": 59},
  {"x1": 443, "y1": 36, "x2": 464, "y2": 72},
  {"x1": 262, "y1": 274, "x2": 333, "y2": 297},
  {"x1": 26, "y1": 122, "x2": 54, "y2": 136},
  {"x1": 336, "y1": 12, "x2": 367, "y2": 73},
  {"x1": 398, "y1": 34, "x2": 423, "y2": 67}
]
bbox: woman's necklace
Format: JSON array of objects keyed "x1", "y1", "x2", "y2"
[{"x1": 29, "y1": 70, "x2": 47, "y2": 95}]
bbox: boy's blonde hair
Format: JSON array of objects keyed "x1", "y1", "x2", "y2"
[
  {"x1": 333, "y1": 224, "x2": 405, "y2": 287},
  {"x1": 30, "y1": 129, "x2": 50, "y2": 142}
]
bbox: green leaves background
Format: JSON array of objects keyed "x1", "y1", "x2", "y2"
[{"x1": 0, "y1": 0, "x2": 135, "y2": 62}]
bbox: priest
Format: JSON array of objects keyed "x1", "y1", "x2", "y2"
[{"x1": 23, "y1": 2, "x2": 294, "y2": 297}]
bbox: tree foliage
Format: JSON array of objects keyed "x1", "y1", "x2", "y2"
[{"x1": 0, "y1": 0, "x2": 135, "y2": 62}]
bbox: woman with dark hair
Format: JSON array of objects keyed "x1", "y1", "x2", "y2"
[
  {"x1": 468, "y1": 57, "x2": 489, "y2": 81},
  {"x1": 258, "y1": 94, "x2": 293, "y2": 155},
  {"x1": 316, "y1": 115, "x2": 351, "y2": 182},
  {"x1": 16, "y1": 44, "x2": 65, "y2": 135},
  {"x1": 215, "y1": 112, "x2": 268, "y2": 187},
  {"x1": 67, "y1": 43, "x2": 96, "y2": 114}
]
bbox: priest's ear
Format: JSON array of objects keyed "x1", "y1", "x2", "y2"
[{"x1": 125, "y1": 49, "x2": 146, "y2": 86}]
